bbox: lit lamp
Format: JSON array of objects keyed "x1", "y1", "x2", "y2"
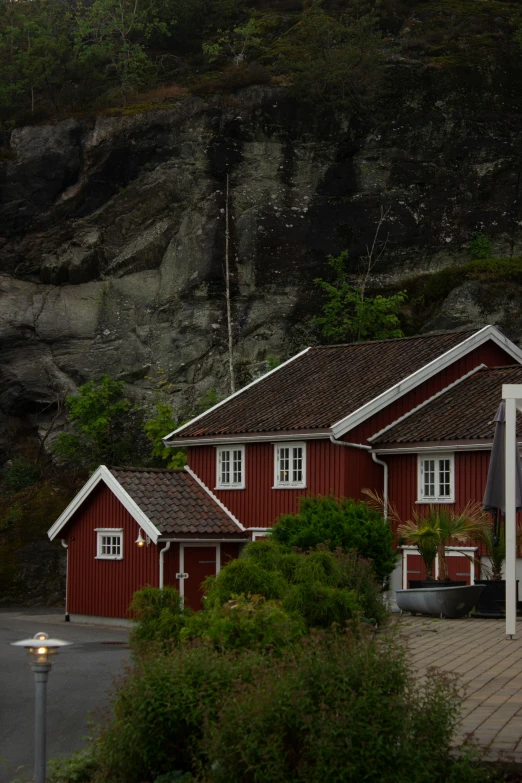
[
  {"x1": 11, "y1": 631, "x2": 72, "y2": 783},
  {"x1": 135, "y1": 529, "x2": 149, "y2": 547}
]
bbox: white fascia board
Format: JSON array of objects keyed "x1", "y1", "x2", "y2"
[
  {"x1": 168, "y1": 431, "x2": 330, "y2": 446},
  {"x1": 184, "y1": 465, "x2": 246, "y2": 532},
  {"x1": 163, "y1": 348, "x2": 311, "y2": 444},
  {"x1": 372, "y1": 443, "x2": 496, "y2": 454},
  {"x1": 47, "y1": 465, "x2": 161, "y2": 543},
  {"x1": 367, "y1": 364, "x2": 486, "y2": 443},
  {"x1": 332, "y1": 325, "x2": 522, "y2": 438}
]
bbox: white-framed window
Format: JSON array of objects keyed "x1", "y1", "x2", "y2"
[
  {"x1": 274, "y1": 442, "x2": 306, "y2": 488},
  {"x1": 417, "y1": 454, "x2": 454, "y2": 503},
  {"x1": 216, "y1": 445, "x2": 245, "y2": 489},
  {"x1": 95, "y1": 528, "x2": 123, "y2": 559}
]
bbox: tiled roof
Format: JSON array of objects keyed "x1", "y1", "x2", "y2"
[
  {"x1": 109, "y1": 468, "x2": 246, "y2": 538},
  {"x1": 171, "y1": 330, "x2": 479, "y2": 439},
  {"x1": 373, "y1": 366, "x2": 522, "y2": 445}
]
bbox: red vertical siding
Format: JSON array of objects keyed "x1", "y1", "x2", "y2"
[
  {"x1": 66, "y1": 484, "x2": 159, "y2": 618},
  {"x1": 188, "y1": 439, "x2": 354, "y2": 528}
]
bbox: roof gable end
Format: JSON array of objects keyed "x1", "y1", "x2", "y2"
[
  {"x1": 47, "y1": 466, "x2": 161, "y2": 543},
  {"x1": 331, "y1": 325, "x2": 522, "y2": 438}
]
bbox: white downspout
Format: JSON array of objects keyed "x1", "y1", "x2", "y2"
[
  {"x1": 328, "y1": 435, "x2": 388, "y2": 519},
  {"x1": 159, "y1": 541, "x2": 171, "y2": 589},
  {"x1": 61, "y1": 539, "x2": 69, "y2": 621},
  {"x1": 371, "y1": 452, "x2": 388, "y2": 522},
  {"x1": 329, "y1": 434, "x2": 371, "y2": 451}
]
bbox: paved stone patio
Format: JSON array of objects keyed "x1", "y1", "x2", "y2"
[{"x1": 400, "y1": 616, "x2": 522, "y2": 762}]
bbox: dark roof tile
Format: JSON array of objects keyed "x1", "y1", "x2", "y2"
[
  {"x1": 373, "y1": 366, "x2": 522, "y2": 444},
  {"x1": 109, "y1": 468, "x2": 246, "y2": 538},
  {"x1": 171, "y1": 330, "x2": 479, "y2": 439}
]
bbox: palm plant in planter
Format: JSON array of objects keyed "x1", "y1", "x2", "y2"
[{"x1": 363, "y1": 491, "x2": 486, "y2": 584}]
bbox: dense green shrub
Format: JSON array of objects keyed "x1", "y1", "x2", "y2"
[
  {"x1": 204, "y1": 539, "x2": 388, "y2": 629},
  {"x1": 129, "y1": 586, "x2": 188, "y2": 649},
  {"x1": 65, "y1": 628, "x2": 492, "y2": 783},
  {"x1": 87, "y1": 643, "x2": 264, "y2": 783},
  {"x1": 270, "y1": 495, "x2": 397, "y2": 585},
  {"x1": 204, "y1": 555, "x2": 288, "y2": 605},
  {"x1": 202, "y1": 632, "x2": 491, "y2": 783},
  {"x1": 181, "y1": 594, "x2": 305, "y2": 651},
  {"x1": 1, "y1": 457, "x2": 40, "y2": 492}
]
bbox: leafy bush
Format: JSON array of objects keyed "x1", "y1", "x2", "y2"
[
  {"x1": 47, "y1": 747, "x2": 100, "y2": 783},
  {"x1": 271, "y1": 495, "x2": 397, "y2": 585},
  {"x1": 129, "y1": 586, "x2": 187, "y2": 649},
  {"x1": 1, "y1": 458, "x2": 40, "y2": 491},
  {"x1": 205, "y1": 539, "x2": 388, "y2": 629},
  {"x1": 204, "y1": 555, "x2": 288, "y2": 605},
  {"x1": 90, "y1": 643, "x2": 264, "y2": 783},
  {"x1": 181, "y1": 594, "x2": 306, "y2": 651},
  {"x1": 52, "y1": 628, "x2": 492, "y2": 783},
  {"x1": 202, "y1": 631, "x2": 491, "y2": 783},
  {"x1": 283, "y1": 581, "x2": 360, "y2": 628},
  {"x1": 469, "y1": 232, "x2": 493, "y2": 260}
]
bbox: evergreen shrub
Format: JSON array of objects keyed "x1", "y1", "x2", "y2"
[
  {"x1": 181, "y1": 594, "x2": 306, "y2": 651},
  {"x1": 270, "y1": 495, "x2": 397, "y2": 585}
]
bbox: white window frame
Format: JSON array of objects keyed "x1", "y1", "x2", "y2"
[
  {"x1": 273, "y1": 442, "x2": 306, "y2": 489},
  {"x1": 417, "y1": 453, "x2": 455, "y2": 503},
  {"x1": 215, "y1": 445, "x2": 245, "y2": 490},
  {"x1": 95, "y1": 528, "x2": 124, "y2": 560}
]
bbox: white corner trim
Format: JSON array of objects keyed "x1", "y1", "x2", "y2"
[
  {"x1": 47, "y1": 465, "x2": 161, "y2": 544},
  {"x1": 368, "y1": 364, "x2": 486, "y2": 443},
  {"x1": 184, "y1": 465, "x2": 246, "y2": 532},
  {"x1": 163, "y1": 348, "x2": 311, "y2": 443},
  {"x1": 332, "y1": 325, "x2": 522, "y2": 438}
]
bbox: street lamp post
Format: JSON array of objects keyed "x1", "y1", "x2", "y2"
[{"x1": 11, "y1": 631, "x2": 72, "y2": 783}]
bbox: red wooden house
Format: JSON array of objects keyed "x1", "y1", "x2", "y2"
[{"x1": 48, "y1": 325, "x2": 522, "y2": 623}]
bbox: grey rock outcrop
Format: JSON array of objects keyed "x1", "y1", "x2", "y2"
[{"x1": 1, "y1": 76, "x2": 522, "y2": 453}]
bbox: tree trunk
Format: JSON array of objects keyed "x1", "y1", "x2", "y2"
[{"x1": 225, "y1": 173, "x2": 236, "y2": 394}]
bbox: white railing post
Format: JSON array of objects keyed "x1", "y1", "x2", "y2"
[{"x1": 505, "y1": 394, "x2": 517, "y2": 638}]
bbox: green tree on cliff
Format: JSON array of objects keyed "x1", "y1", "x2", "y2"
[
  {"x1": 314, "y1": 251, "x2": 407, "y2": 343},
  {"x1": 75, "y1": 0, "x2": 167, "y2": 103},
  {"x1": 274, "y1": 0, "x2": 384, "y2": 108},
  {"x1": 53, "y1": 375, "x2": 146, "y2": 469}
]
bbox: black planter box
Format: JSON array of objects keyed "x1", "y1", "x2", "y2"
[
  {"x1": 474, "y1": 580, "x2": 519, "y2": 615},
  {"x1": 409, "y1": 580, "x2": 466, "y2": 589}
]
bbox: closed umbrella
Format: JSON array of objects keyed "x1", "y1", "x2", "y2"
[
  {"x1": 483, "y1": 402, "x2": 522, "y2": 517},
  {"x1": 483, "y1": 400, "x2": 522, "y2": 637}
]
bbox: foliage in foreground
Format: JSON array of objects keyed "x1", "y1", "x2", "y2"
[
  {"x1": 47, "y1": 629, "x2": 494, "y2": 783},
  {"x1": 270, "y1": 494, "x2": 397, "y2": 586}
]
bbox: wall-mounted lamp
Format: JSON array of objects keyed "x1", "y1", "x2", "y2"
[{"x1": 135, "y1": 529, "x2": 150, "y2": 547}]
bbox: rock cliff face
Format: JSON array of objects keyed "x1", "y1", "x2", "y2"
[{"x1": 2, "y1": 67, "x2": 522, "y2": 454}]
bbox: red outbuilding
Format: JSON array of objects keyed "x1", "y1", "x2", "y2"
[{"x1": 48, "y1": 325, "x2": 522, "y2": 621}]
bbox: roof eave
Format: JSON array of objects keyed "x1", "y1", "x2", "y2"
[
  {"x1": 163, "y1": 347, "x2": 311, "y2": 443},
  {"x1": 165, "y1": 428, "x2": 332, "y2": 446},
  {"x1": 372, "y1": 439, "x2": 496, "y2": 453}
]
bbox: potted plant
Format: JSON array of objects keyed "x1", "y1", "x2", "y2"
[
  {"x1": 473, "y1": 518, "x2": 520, "y2": 615},
  {"x1": 362, "y1": 491, "x2": 486, "y2": 617}
]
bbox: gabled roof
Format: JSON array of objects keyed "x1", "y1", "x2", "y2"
[
  {"x1": 372, "y1": 365, "x2": 522, "y2": 447},
  {"x1": 48, "y1": 465, "x2": 247, "y2": 542},
  {"x1": 164, "y1": 326, "x2": 522, "y2": 444}
]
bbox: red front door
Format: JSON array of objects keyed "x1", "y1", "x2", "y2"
[{"x1": 182, "y1": 546, "x2": 217, "y2": 610}]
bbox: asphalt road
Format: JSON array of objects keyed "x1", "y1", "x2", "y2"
[{"x1": 0, "y1": 608, "x2": 130, "y2": 783}]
